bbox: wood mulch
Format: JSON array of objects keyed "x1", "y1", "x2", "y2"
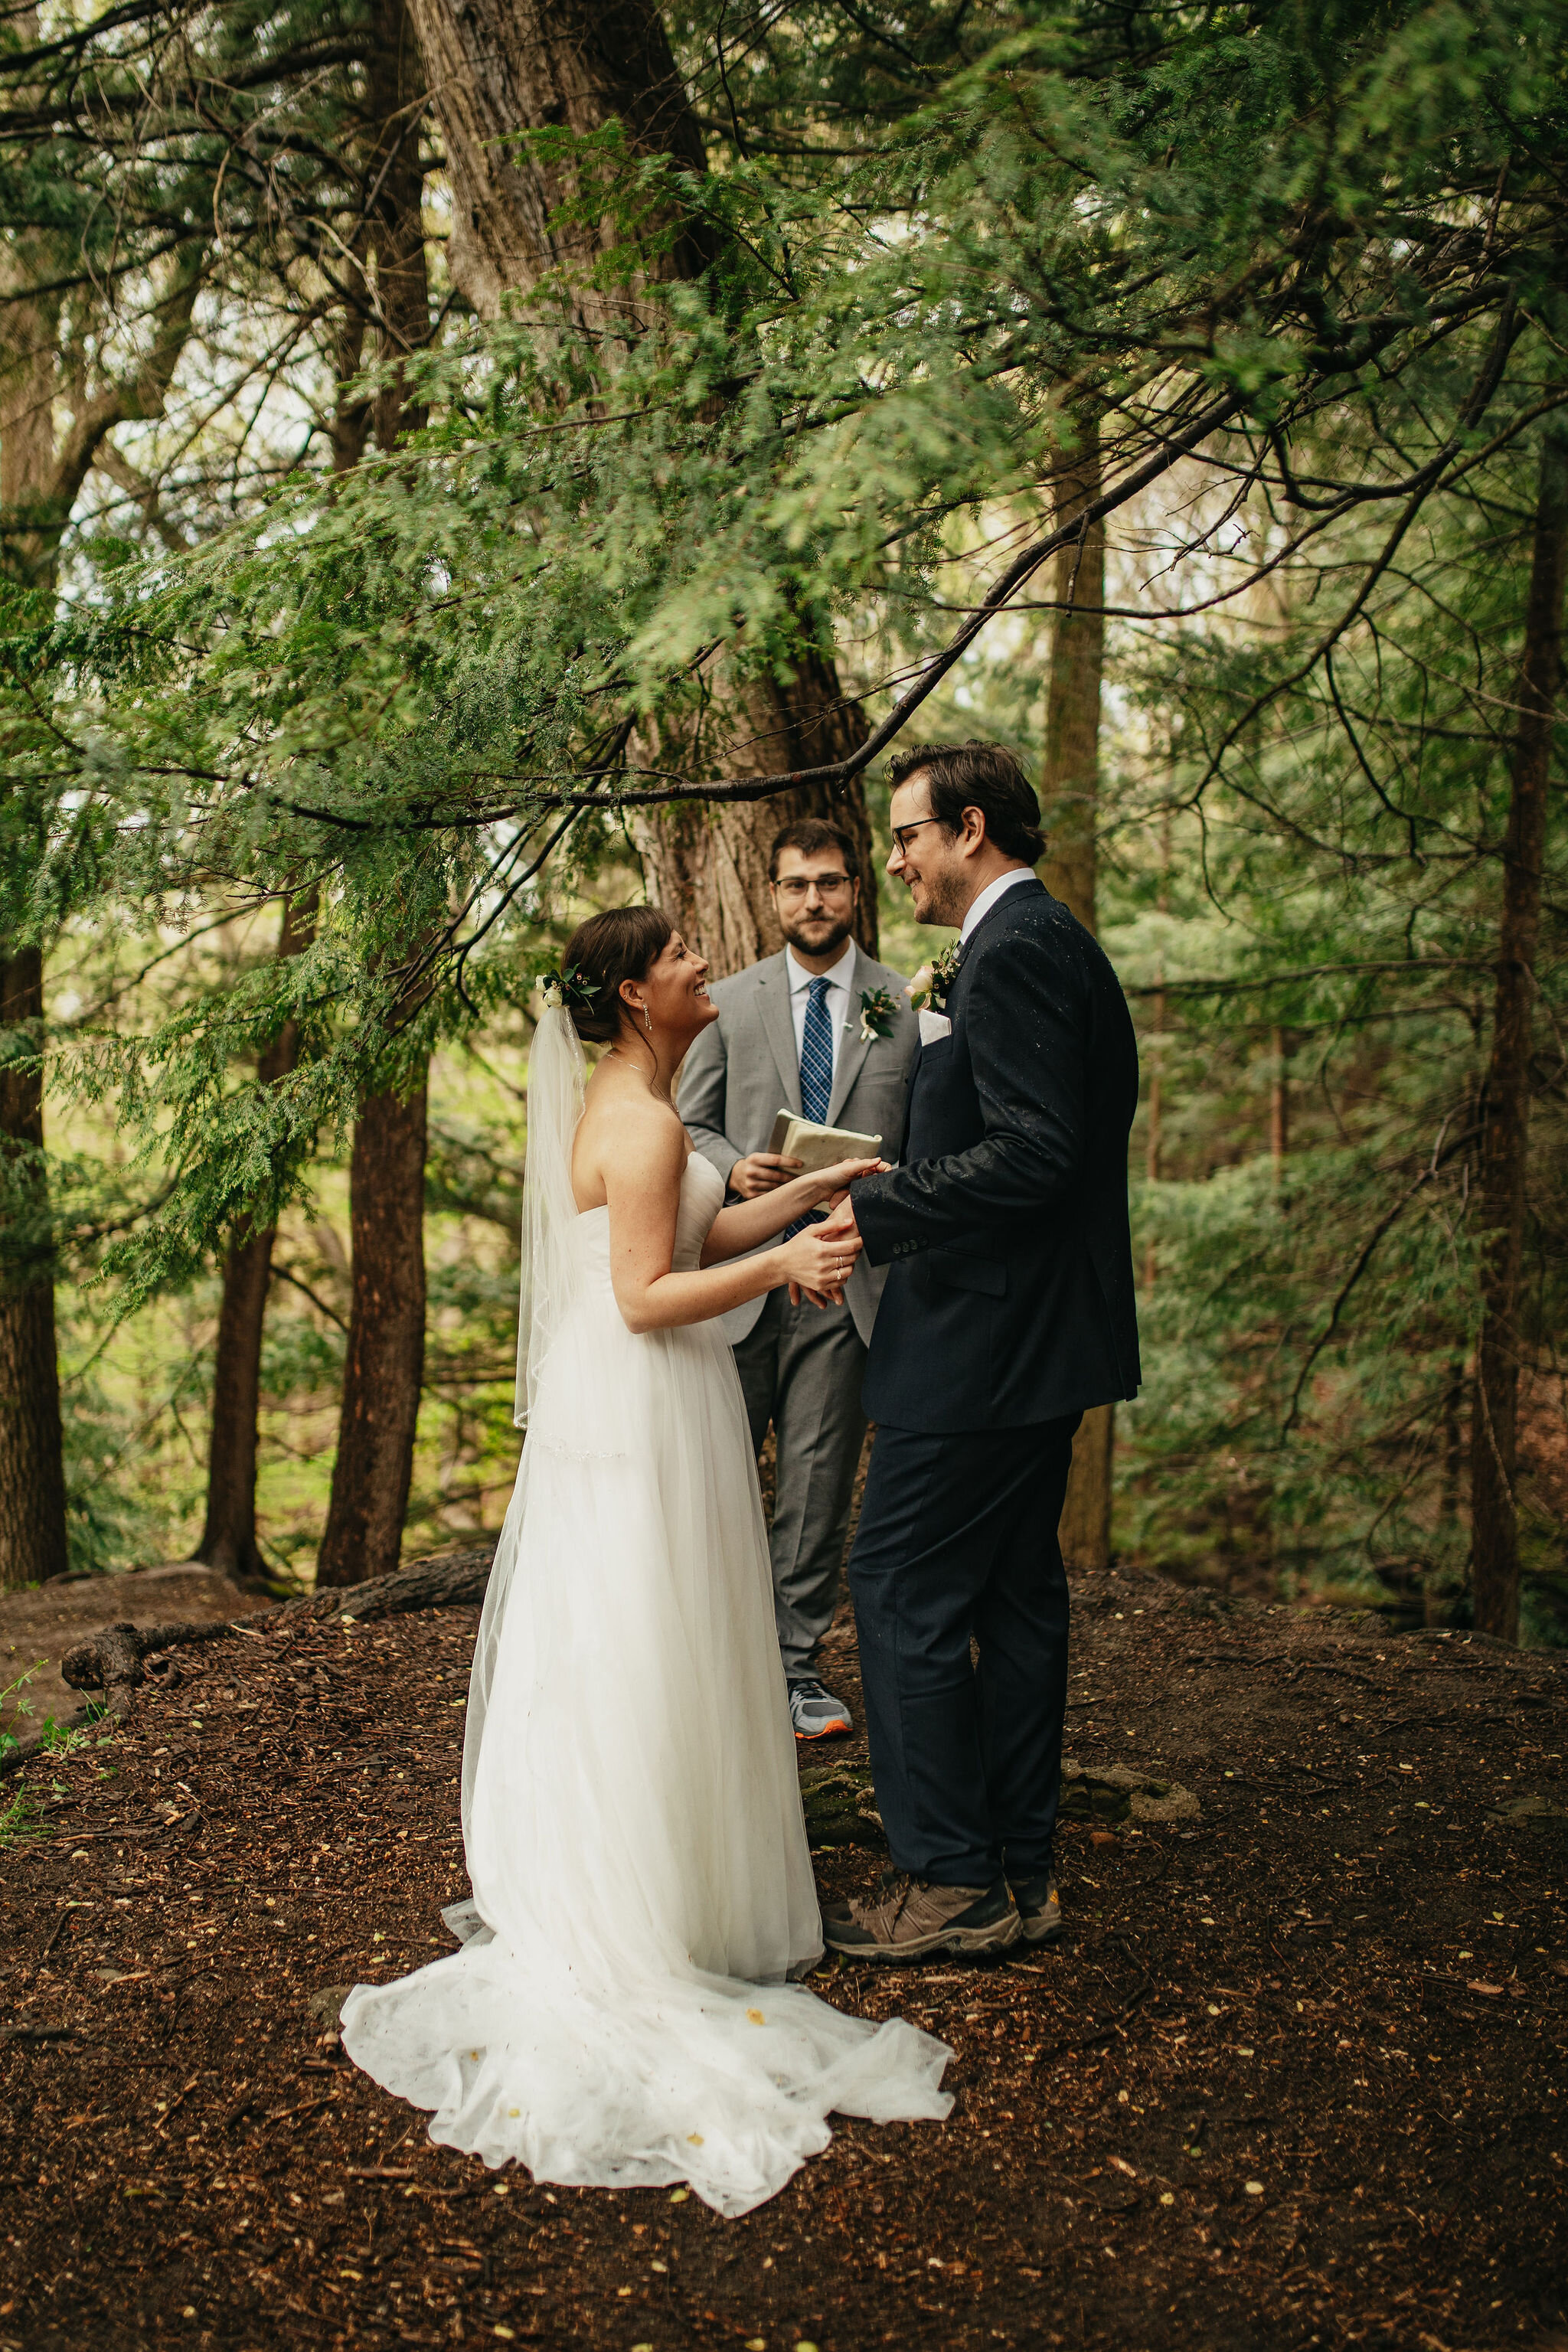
[
  {"x1": 0, "y1": 1566, "x2": 251, "y2": 1747},
  {"x1": 2, "y1": 1565, "x2": 1565, "y2": 2352}
]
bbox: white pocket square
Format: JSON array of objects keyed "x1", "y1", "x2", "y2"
[{"x1": 919, "y1": 1010, "x2": 952, "y2": 1045}]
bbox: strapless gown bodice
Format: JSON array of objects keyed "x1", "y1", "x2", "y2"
[{"x1": 567, "y1": 1150, "x2": 724, "y2": 1274}]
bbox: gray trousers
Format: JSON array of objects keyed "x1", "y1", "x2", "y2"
[{"x1": 733, "y1": 1290, "x2": 868, "y2": 1680}]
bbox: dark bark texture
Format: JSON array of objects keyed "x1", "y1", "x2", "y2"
[
  {"x1": 1469, "y1": 424, "x2": 1568, "y2": 1644},
  {"x1": 1044, "y1": 416, "x2": 1115, "y2": 1571},
  {"x1": 0, "y1": 943, "x2": 67, "y2": 1589},
  {"x1": 312, "y1": 8, "x2": 435, "y2": 1591},
  {"x1": 405, "y1": 0, "x2": 876, "y2": 978},
  {"x1": 331, "y1": 0, "x2": 431, "y2": 469},
  {"x1": 632, "y1": 651, "x2": 878, "y2": 977},
  {"x1": 195, "y1": 1223, "x2": 279, "y2": 1583},
  {"x1": 194, "y1": 897, "x2": 313, "y2": 1586},
  {"x1": 366, "y1": 0, "x2": 433, "y2": 449},
  {"x1": 403, "y1": 0, "x2": 707, "y2": 325},
  {"x1": 1041, "y1": 420, "x2": 1105, "y2": 934},
  {"x1": 314, "y1": 1071, "x2": 430, "y2": 1587}
]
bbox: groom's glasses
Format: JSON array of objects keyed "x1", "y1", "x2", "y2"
[
  {"x1": 889, "y1": 816, "x2": 946, "y2": 857},
  {"x1": 772, "y1": 873, "x2": 853, "y2": 902}
]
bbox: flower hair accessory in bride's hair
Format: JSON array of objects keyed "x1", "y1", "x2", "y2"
[
  {"x1": 536, "y1": 965, "x2": 596, "y2": 1016},
  {"x1": 549, "y1": 906, "x2": 675, "y2": 1046}
]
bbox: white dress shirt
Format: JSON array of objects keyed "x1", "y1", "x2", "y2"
[
  {"x1": 786, "y1": 936, "x2": 858, "y2": 1090},
  {"x1": 959, "y1": 865, "x2": 1036, "y2": 944}
]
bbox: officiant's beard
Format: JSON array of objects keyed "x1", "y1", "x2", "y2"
[{"x1": 780, "y1": 910, "x2": 854, "y2": 959}]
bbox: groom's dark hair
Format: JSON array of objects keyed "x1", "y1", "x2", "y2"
[{"x1": 887, "y1": 741, "x2": 1047, "y2": 865}]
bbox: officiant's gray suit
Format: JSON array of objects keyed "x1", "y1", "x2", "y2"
[{"x1": 680, "y1": 943, "x2": 918, "y2": 1679}]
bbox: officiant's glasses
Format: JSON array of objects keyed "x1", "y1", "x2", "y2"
[{"x1": 772, "y1": 871, "x2": 854, "y2": 902}]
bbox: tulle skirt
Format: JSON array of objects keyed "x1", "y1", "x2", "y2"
[{"x1": 341, "y1": 1233, "x2": 950, "y2": 2216}]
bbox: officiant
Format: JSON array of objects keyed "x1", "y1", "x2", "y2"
[{"x1": 679, "y1": 819, "x2": 919, "y2": 1743}]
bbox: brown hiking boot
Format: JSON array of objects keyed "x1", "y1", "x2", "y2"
[
  {"x1": 1008, "y1": 1870, "x2": 1061, "y2": 1945},
  {"x1": 821, "y1": 1873, "x2": 1021, "y2": 1962}
]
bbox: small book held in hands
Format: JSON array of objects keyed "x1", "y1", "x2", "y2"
[{"x1": 766, "y1": 1111, "x2": 884, "y2": 1172}]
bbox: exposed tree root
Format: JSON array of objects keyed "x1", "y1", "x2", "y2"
[{"x1": 0, "y1": 1541, "x2": 498, "y2": 1775}]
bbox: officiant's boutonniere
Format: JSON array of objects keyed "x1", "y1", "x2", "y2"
[
  {"x1": 858, "y1": 986, "x2": 898, "y2": 1042},
  {"x1": 906, "y1": 941, "x2": 962, "y2": 1014}
]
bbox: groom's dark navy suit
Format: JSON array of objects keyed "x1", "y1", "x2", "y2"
[{"x1": 847, "y1": 875, "x2": 1140, "y2": 1887}]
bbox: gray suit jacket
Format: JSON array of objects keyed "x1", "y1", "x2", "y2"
[{"x1": 679, "y1": 943, "x2": 920, "y2": 1347}]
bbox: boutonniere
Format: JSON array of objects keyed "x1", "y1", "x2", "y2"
[
  {"x1": 906, "y1": 941, "x2": 962, "y2": 1014},
  {"x1": 858, "y1": 986, "x2": 898, "y2": 1042}
]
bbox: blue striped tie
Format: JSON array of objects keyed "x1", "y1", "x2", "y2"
[
  {"x1": 799, "y1": 976, "x2": 834, "y2": 1122},
  {"x1": 783, "y1": 976, "x2": 835, "y2": 1241}
]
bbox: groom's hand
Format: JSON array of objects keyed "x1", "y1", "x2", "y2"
[{"x1": 789, "y1": 1195, "x2": 861, "y2": 1305}]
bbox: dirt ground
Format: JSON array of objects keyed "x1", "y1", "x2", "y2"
[
  {"x1": 1, "y1": 1567, "x2": 252, "y2": 1747},
  {"x1": 2, "y1": 1565, "x2": 1565, "y2": 2352}
]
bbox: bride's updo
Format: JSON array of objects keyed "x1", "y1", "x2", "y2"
[{"x1": 560, "y1": 905, "x2": 675, "y2": 1044}]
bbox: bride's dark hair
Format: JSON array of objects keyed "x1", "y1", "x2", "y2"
[{"x1": 561, "y1": 905, "x2": 675, "y2": 1045}]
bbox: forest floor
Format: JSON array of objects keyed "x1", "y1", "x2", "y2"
[
  {"x1": 0, "y1": 1566, "x2": 250, "y2": 1747},
  {"x1": 2, "y1": 1564, "x2": 1565, "y2": 2352}
]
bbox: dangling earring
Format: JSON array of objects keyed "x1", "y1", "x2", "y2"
[{"x1": 642, "y1": 1002, "x2": 653, "y2": 1034}]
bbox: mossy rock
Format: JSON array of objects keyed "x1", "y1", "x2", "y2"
[
  {"x1": 1061, "y1": 1759, "x2": 1200, "y2": 1827},
  {"x1": 1487, "y1": 1794, "x2": 1568, "y2": 1834},
  {"x1": 799, "y1": 1758, "x2": 1197, "y2": 1851},
  {"x1": 800, "y1": 1764, "x2": 886, "y2": 1850}
]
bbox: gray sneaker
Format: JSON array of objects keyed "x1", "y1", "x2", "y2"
[{"x1": 787, "y1": 1675, "x2": 853, "y2": 1741}]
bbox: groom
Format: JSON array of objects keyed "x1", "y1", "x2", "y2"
[{"x1": 815, "y1": 741, "x2": 1141, "y2": 1962}]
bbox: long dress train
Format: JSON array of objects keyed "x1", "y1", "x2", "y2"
[{"x1": 341, "y1": 1150, "x2": 951, "y2": 2216}]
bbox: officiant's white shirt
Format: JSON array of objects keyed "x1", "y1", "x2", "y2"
[
  {"x1": 786, "y1": 936, "x2": 857, "y2": 1083},
  {"x1": 960, "y1": 865, "x2": 1035, "y2": 944}
]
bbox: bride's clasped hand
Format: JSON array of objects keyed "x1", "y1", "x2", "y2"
[{"x1": 339, "y1": 903, "x2": 951, "y2": 2218}]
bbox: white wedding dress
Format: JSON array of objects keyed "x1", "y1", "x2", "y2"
[{"x1": 341, "y1": 1017, "x2": 950, "y2": 2216}]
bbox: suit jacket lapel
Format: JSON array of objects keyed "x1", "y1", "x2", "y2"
[
  {"x1": 754, "y1": 957, "x2": 802, "y2": 1116},
  {"x1": 826, "y1": 946, "x2": 876, "y2": 1126}
]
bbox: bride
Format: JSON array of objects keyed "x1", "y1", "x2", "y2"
[{"x1": 341, "y1": 904, "x2": 951, "y2": 2216}]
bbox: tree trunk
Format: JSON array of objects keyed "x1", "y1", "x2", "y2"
[
  {"x1": 630, "y1": 652, "x2": 878, "y2": 976},
  {"x1": 0, "y1": 233, "x2": 60, "y2": 590},
  {"x1": 1044, "y1": 416, "x2": 1114, "y2": 1570},
  {"x1": 0, "y1": 944, "x2": 68, "y2": 1589},
  {"x1": 404, "y1": 0, "x2": 876, "y2": 975},
  {"x1": 0, "y1": 50, "x2": 70, "y2": 1588},
  {"x1": 312, "y1": 21, "x2": 435, "y2": 1592},
  {"x1": 366, "y1": 0, "x2": 432, "y2": 449},
  {"x1": 1059, "y1": 1403, "x2": 1114, "y2": 1576},
  {"x1": 193, "y1": 897, "x2": 314, "y2": 1585},
  {"x1": 402, "y1": 0, "x2": 707, "y2": 326},
  {"x1": 1041, "y1": 418, "x2": 1105, "y2": 933},
  {"x1": 1469, "y1": 423, "x2": 1568, "y2": 1645},
  {"x1": 1143, "y1": 1004, "x2": 1163, "y2": 1298},
  {"x1": 2, "y1": 10, "x2": 205, "y2": 1589},
  {"x1": 329, "y1": 0, "x2": 431, "y2": 469},
  {"x1": 1142, "y1": 808, "x2": 1171, "y2": 1298},
  {"x1": 315, "y1": 1073, "x2": 430, "y2": 1586}
]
